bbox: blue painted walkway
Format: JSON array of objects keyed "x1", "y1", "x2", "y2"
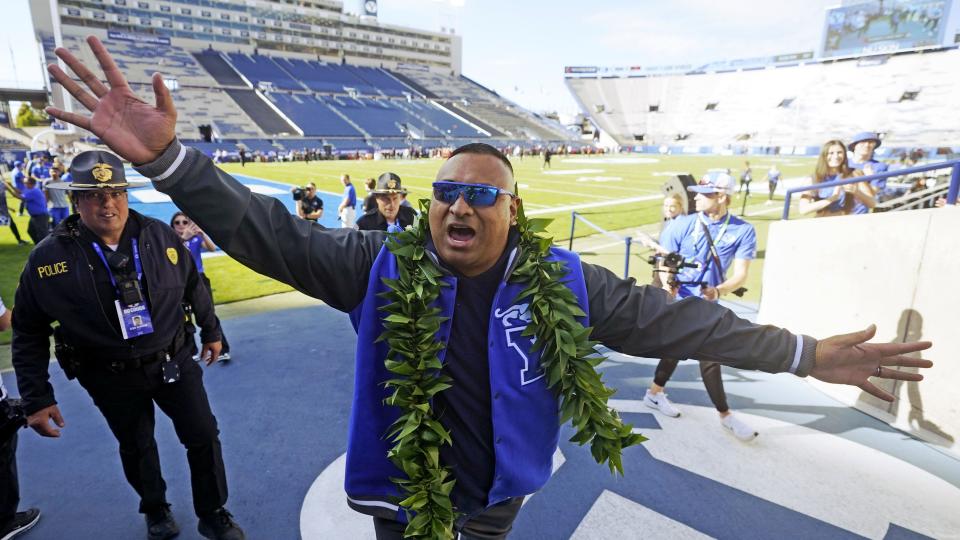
[{"x1": 3, "y1": 300, "x2": 958, "y2": 539}]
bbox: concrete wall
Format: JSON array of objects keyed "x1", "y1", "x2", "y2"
[{"x1": 758, "y1": 207, "x2": 959, "y2": 456}]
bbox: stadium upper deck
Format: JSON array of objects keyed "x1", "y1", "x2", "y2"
[
  {"x1": 34, "y1": 0, "x2": 577, "y2": 154},
  {"x1": 565, "y1": 1, "x2": 960, "y2": 153}
]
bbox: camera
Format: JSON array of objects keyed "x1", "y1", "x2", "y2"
[
  {"x1": 118, "y1": 277, "x2": 145, "y2": 305},
  {"x1": 648, "y1": 251, "x2": 699, "y2": 274},
  {"x1": 647, "y1": 252, "x2": 747, "y2": 297},
  {"x1": 292, "y1": 187, "x2": 305, "y2": 201}
]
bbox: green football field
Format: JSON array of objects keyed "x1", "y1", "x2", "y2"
[{"x1": 0, "y1": 152, "x2": 816, "y2": 345}]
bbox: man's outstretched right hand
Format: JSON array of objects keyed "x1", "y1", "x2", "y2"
[
  {"x1": 27, "y1": 405, "x2": 66, "y2": 438},
  {"x1": 45, "y1": 36, "x2": 177, "y2": 166}
]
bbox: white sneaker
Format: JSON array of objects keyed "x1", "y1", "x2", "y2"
[
  {"x1": 644, "y1": 390, "x2": 681, "y2": 417},
  {"x1": 217, "y1": 352, "x2": 232, "y2": 363},
  {"x1": 721, "y1": 414, "x2": 758, "y2": 441}
]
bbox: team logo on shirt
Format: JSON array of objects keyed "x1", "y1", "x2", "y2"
[
  {"x1": 91, "y1": 162, "x2": 113, "y2": 183},
  {"x1": 495, "y1": 303, "x2": 544, "y2": 385},
  {"x1": 166, "y1": 247, "x2": 178, "y2": 265}
]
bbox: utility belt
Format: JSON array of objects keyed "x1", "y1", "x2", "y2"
[{"x1": 54, "y1": 327, "x2": 189, "y2": 380}]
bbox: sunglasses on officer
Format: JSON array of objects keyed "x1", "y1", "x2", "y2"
[
  {"x1": 78, "y1": 190, "x2": 127, "y2": 204},
  {"x1": 432, "y1": 181, "x2": 516, "y2": 207}
]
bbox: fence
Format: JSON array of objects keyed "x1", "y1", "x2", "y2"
[
  {"x1": 781, "y1": 159, "x2": 960, "y2": 220},
  {"x1": 567, "y1": 211, "x2": 634, "y2": 278}
]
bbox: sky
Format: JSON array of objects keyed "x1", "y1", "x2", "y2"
[
  {"x1": 375, "y1": 0, "x2": 844, "y2": 119},
  {"x1": 0, "y1": 0, "x2": 45, "y2": 91}
]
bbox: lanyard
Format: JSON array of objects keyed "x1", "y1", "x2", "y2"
[
  {"x1": 692, "y1": 213, "x2": 731, "y2": 287},
  {"x1": 91, "y1": 238, "x2": 143, "y2": 292}
]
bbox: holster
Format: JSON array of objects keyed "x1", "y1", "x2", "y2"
[{"x1": 53, "y1": 326, "x2": 80, "y2": 380}]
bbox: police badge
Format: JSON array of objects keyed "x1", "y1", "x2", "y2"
[{"x1": 92, "y1": 162, "x2": 114, "y2": 183}]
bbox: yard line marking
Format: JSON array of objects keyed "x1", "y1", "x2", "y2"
[{"x1": 528, "y1": 194, "x2": 664, "y2": 215}]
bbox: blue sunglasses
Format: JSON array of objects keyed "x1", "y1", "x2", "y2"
[{"x1": 432, "y1": 181, "x2": 516, "y2": 207}]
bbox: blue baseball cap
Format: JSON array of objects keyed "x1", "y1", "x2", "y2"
[
  {"x1": 14, "y1": 160, "x2": 22, "y2": 166},
  {"x1": 688, "y1": 172, "x2": 736, "y2": 195},
  {"x1": 849, "y1": 131, "x2": 881, "y2": 149}
]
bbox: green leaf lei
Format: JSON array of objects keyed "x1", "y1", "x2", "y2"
[{"x1": 379, "y1": 201, "x2": 646, "y2": 539}]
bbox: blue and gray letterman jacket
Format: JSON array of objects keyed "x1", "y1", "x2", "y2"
[
  {"x1": 138, "y1": 141, "x2": 820, "y2": 517},
  {"x1": 344, "y1": 242, "x2": 588, "y2": 518}
]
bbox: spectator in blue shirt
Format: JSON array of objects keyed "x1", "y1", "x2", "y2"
[
  {"x1": 13, "y1": 161, "x2": 26, "y2": 216},
  {"x1": 172, "y1": 211, "x2": 233, "y2": 362},
  {"x1": 799, "y1": 140, "x2": 874, "y2": 218},
  {"x1": 337, "y1": 173, "x2": 357, "y2": 228},
  {"x1": 11, "y1": 177, "x2": 50, "y2": 244},
  {"x1": 45, "y1": 166, "x2": 72, "y2": 228},
  {"x1": 643, "y1": 173, "x2": 761, "y2": 441},
  {"x1": 29, "y1": 157, "x2": 50, "y2": 185},
  {"x1": 766, "y1": 165, "x2": 782, "y2": 202},
  {"x1": 848, "y1": 131, "x2": 891, "y2": 212}
]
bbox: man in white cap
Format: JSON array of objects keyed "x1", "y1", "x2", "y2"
[
  {"x1": 643, "y1": 172, "x2": 761, "y2": 441},
  {"x1": 848, "y1": 131, "x2": 890, "y2": 212}
]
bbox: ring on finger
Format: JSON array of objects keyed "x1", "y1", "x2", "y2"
[{"x1": 875, "y1": 365, "x2": 882, "y2": 377}]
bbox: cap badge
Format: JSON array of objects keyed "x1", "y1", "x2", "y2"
[{"x1": 92, "y1": 162, "x2": 113, "y2": 183}]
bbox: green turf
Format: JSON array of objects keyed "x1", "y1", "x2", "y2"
[{"x1": 0, "y1": 153, "x2": 815, "y2": 346}]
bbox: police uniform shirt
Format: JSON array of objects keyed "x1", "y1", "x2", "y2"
[
  {"x1": 76, "y1": 217, "x2": 178, "y2": 353},
  {"x1": 659, "y1": 212, "x2": 757, "y2": 299}
]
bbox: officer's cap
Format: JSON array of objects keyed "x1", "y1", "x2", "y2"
[
  {"x1": 372, "y1": 172, "x2": 407, "y2": 195},
  {"x1": 47, "y1": 150, "x2": 148, "y2": 191}
]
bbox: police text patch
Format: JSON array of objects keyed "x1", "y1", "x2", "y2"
[{"x1": 37, "y1": 261, "x2": 69, "y2": 279}]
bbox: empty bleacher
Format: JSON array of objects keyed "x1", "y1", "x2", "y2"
[
  {"x1": 265, "y1": 93, "x2": 363, "y2": 137},
  {"x1": 227, "y1": 53, "x2": 306, "y2": 91},
  {"x1": 225, "y1": 89, "x2": 299, "y2": 135},
  {"x1": 193, "y1": 50, "x2": 249, "y2": 87},
  {"x1": 393, "y1": 66, "x2": 571, "y2": 140},
  {"x1": 568, "y1": 47, "x2": 960, "y2": 148}
]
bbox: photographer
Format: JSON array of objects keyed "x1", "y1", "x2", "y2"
[
  {"x1": 643, "y1": 173, "x2": 760, "y2": 442},
  {"x1": 1, "y1": 293, "x2": 42, "y2": 539},
  {"x1": 294, "y1": 182, "x2": 323, "y2": 222}
]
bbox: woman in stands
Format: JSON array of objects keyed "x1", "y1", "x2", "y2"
[
  {"x1": 171, "y1": 211, "x2": 232, "y2": 362},
  {"x1": 799, "y1": 140, "x2": 876, "y2": 217}
]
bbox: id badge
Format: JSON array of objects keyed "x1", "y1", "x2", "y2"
[
  {"x1": 161, "y1": 355, "x2": 180, "y2": 384},
  {"x1": 114, "y1": 300, "x2": 155, "y2": 339}
]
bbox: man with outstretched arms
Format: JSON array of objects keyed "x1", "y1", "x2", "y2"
[{"x1": 43, "y1": 37, "x2": 933, "y2": 539}]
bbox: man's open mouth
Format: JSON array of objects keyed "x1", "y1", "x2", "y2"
[{"x1": 447, "y1": 224, "x2": 476, "y2": 244}]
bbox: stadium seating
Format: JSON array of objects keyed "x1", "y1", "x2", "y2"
[
  {"x1": 398, "y1": 101, "x2": 487, "y2": 138},
  {"x1": 224, "y1": 89, "x2": 299, "y2": 135},
  {"x1": 193, "y1": 50, "x2": 248, "y2": 86},
  {"x1": 568, "y1": 47, "x2": 960, "y2": 149},
  {"x1": 266, "y1": 93, "x2": 364, "y2": 137},
  {"x1": 227, "y1": 53, "x2": 306, "y2": 91}
]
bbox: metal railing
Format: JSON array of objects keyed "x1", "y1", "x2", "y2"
[
  {"x1": 568, "y1": 211, "x2": 634, "y2": 278},
  {"x1": 781, "y1": 159, "x2": 960, "y2": 220}
]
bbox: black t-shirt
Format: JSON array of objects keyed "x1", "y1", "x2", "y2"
[
  {"x1": 300, "y1": 195, "x2": 323, "y2": 221},
  {"x1": 435, "y1": 229, "x2": 519, "y2": 515}
]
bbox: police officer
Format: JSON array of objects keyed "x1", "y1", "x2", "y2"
[
  {"x1": 11, "y1": 151, "x2": 244, "y2": 540},
  {"x1": 355, "y1": 172, "x2": 417, "y2": 232}
]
